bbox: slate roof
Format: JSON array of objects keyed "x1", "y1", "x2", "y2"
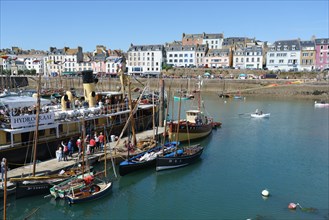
[
  {"x1": 128, "y1": 44, "x2": 164, "y2": 52},
  {"x1": 206, "y1": 49, "x2": 230, "y2": 56},
  {"x1": 300, "y1": 41, "x2": 315, "y2": 48},
  {"x1": 271, "y1": 39, "x2": 301, "y2": 51},
  {"x1": 315, "y1": 38, "x2": 329, "y2": 45}
]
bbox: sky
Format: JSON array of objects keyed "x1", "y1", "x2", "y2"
[{"x1": 1, "y1": 0, "x2": 328, "y2": 52}]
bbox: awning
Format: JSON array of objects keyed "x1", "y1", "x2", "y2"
[{"x1": 0, "y1": 96, "x2": 51, "y2": 109}]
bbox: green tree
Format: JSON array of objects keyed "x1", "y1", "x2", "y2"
[{"x1": 30, "y1": 69, "x2": 37, "y2": 75}]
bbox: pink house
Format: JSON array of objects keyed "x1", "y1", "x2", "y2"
[{"x1": 315, "y1": 38, "x2": 329, "y2": 70}]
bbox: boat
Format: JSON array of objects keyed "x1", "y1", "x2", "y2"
[
  {"x1": 251, "y1": 110, "x2": 270, "y2": 118},
  {"x1": 119, "y1": 141, "x2": 178, "y2": 176},
  {"x1": 49, "y1": 171, "x2": 94, "y2": 199},
  {"x1": 314, "y1": 101, "x2": 329, "y2": 108},
  {"x1": 168, "y1": 81, "x2": 221, "y2": 142},
  {"x1": 156, "y1": 87, "x2": 204, "y2": 171},
  {"x1": 156, "y1": 144, "x2": 204, "y2": 171},
  {"x1": 0, "y1": 70, "x2": 156, "y2": 167},
  {"x1": 173, "y1": 79, "x2": 194, "y2": 101},
  {"x1": 66, "y1": 181, "x2": 112, "y2": 205}
]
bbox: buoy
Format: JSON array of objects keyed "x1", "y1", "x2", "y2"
[
  {"x1": 261, "y1": 189, "x2": 270, "y2": 197},
  {"x1": 288, "y1": 203, "x2": 297, "y2": 210}
]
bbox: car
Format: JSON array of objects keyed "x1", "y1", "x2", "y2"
[{"x1": 261, "y1": 74, "x2": 278, "y2": 79}]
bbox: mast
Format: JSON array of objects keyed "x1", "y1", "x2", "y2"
[
  {"x1": 3, "y1": 158, "x2": 7, "y2": 220},
  {"x1": 127, "y1": 76, "x2": 137, "y2": 146},
  {"x1": 32, "y1": 73, "x2": 42, "y2": 176},
  {"x1": 152, "y1": 91, "x2": 155, "y2": 140},
  {"x1": 162, "y1": 85, "x2": 171, "y2": 156},
  {"x1": 175, "y1": 85, "x2": 182, "y2": 146}
]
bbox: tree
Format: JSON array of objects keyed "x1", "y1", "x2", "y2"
[{"x1": 30, "y1": 69, "x2": 37, "y2": 75}]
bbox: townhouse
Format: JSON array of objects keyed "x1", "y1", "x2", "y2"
[
  {"x1": 43, "y1": 46, "x2": 83, "y2": 76},
  {"x1": 300, "y1": 41, "x2": 316, "y2": 71},
  {"x1": 91, "y1": 45, "x2": 108, "y2": 74},
  {"x1": 127, "y1": 44, "x2": 164, "y2": 75},
  {"x1": 204, "y1": 49, "x2": 230, "y2": 68},
  {"x1": 165, "y1": 45, "x2": 197, "y2": 67},
  {"x1": 266, "y1": 40, "x2": 301, "y2": 72},
  {"x1": 315, "y1": 38, "x2": 329, "y2": 70},
  {"x1": 233, "y1": 45, "x2": 263, "y2": 69}
]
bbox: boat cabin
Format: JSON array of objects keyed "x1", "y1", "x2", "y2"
[{"x1": 186, "y1": 110, "x2": 208, "y2": 125}]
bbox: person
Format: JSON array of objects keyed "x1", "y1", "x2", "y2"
[
  {"x1": 89, "y1": 137, "x2": 96, "y2": 154},
  {"x1": 94, "y1": 132, "x2": 99, "y2": 151},
  {"x1": 68, "y1": 138, "x2": 74, "y2": 157},
  {"x1": 61, "y1": 141, "x2": 69, "y2": 161},
  {"x1": 1, "y1": 158, "x2": 6, "y2": 185},
  {"x1": 76, "y1": 137, "x2": 82, "y2": 154},
  {"x1": 98, "y1": 132, "x2": 104, "y2": 151},
  {"x1": 56, "y1": 146, "x2": 62, "y2": 162}
]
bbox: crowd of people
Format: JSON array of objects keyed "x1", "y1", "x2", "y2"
[{"x1": 55, "y1": 131, "x2": 108, "y2": 162}]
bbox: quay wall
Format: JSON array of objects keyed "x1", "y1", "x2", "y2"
[{"x1": 22, "y1": 71, "x2": 329, "y2": 100}]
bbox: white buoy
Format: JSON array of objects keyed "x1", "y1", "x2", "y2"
[{"x1": 261, "y1": 189, "x2": 270, "y2": 197}]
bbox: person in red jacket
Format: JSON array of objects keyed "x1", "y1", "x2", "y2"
[
  {"x1": 89, "y1": 137, "x2": 96, "y2": 154},
  {"x1": 98, "y1": 132, "x2": 105, "y2": 151}
]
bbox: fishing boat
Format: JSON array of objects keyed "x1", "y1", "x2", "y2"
[
  {"x1": 156, "y1": 144, "x2": 204, "y2": 171},
  {"x1": 168, "y1": 81, "x2": 221, "y2": 142},
  {"x1": 66, "y1": 181, "x2": 112, "y2": 205},
  {"x1": 250, "y1": 110, "x2": 270, "y2": 118},
  {"x1": 49, "y1": 171, "x2": 94, "y2": 199},
  {"x1": 314, "y1": 101, "x2": 329, "y2": 108},
  {"x1": 119, "y1": 141, "x2": 178, "y2": 176},
  {"x1": 0, "y1": 70, "x2": 156, "y2": 167},
  {"x1": 156, "y1": 87, "x2": 204, "y2": 171}
]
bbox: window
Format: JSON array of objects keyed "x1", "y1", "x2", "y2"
[
  {"x1": 246, "y1": 58, "x2": 249, "y2": 62},
  {"x1": 252, "y1": 58, "x2": 254, "y2": 62},
  {"x1": 236, "y1": 58, "x2": 238, "y2": 62},
  {"x1": 257, "y1": 58, "x2": 260, "y2": 62},
  {"x1": 270, "y1": 53, "x2": 274, "y2": 57},
  {"x1": 184, "y1": 54, "x2": 188, "y2": 57},
  {"x1": 269, "y1": 60, "x2": 274, "y2": 63},
  {"x1": 279, "y1": 59, "x2": 284, "y2": 63},
  {"x1": 184, "y1": 59, "x2": 188, "y2": 63}
]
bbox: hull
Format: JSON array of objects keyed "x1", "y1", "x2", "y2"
[
  {"x1": 156, "y1": 145, "x2": 203, "y2": 171},
  {"x1": 250, "y1": 113, "x2": 270, "y2": 118},
  {"x1": 66, "y1": 182, "x2": 112, "y2": 204},
  {"x1": 15, "y1": 178, "x2": 64, "y2": 199},
  {"x1": 119, "y1": 142, "x2": 178, "y2": 176},
  {"x1": 49, "y1": 172, "x2": 94, "y2": 199},
  {"x1": 174, "y1": 96, "x2": 192, "y2": 101},
  {"x1": 168, "y1": 122, "x2": 213, "y2": 142},
  {"x1": 314, "y1": 103, "x2": 329, "y2": 108}
]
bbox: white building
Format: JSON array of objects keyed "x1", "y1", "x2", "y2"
[
  {"x1": 233, "y1": 46, "x2": 263, "y2": 69},
  {"x1": 202, "y1": 33, "x2": 224, "y2": 49},
  {"x1": 127, "y1": 44, "x2": 164, "y2": 75},
  {"x1": 43, "y1": 47, "x2": 83, "y2": 76},
  {"x1": 166, "y1": 45, "x2": 196, "y2": 67},
  {"x1": 266, "y1": 40, "x2": 301, "y2": 72}
]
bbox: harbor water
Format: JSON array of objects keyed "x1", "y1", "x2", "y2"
[{"x1": 2, "y1": 93, "x2": 328, "y2": 220}]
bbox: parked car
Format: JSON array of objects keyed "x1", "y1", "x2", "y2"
[{"x1": 261, "y1": 74, "x2": 278, "y2": 79}]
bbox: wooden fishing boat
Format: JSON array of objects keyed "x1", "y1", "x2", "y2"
[
  {"x1": 156, "y1": 144, "x2": 204, "y2": 171},
  {"x1": 66, "y1": 181, "x2": 112, "y2": 205},
  {"x1": 119, "y1": 141, "x2": 178, "y2": 176},
  {"x1": 49, "y1": 171, "x2": 94, "y2": 199}
]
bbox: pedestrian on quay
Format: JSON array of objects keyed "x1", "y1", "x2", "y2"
[
  {"x1": 89, "y1": 137, "x2": 96, "y2": 154},
  {"x1": 61, "y1": 141, "x2": 69, "y2": 161},
  {"x1": 76, "y1": 137, "x2": 82, "y2": 154},
  {"x1": 98, "y1": 132, "x2": 104, "y2": 151},
  {"x1": 1, "y1": 158, "x2": 7, "y2": 186},
  {"x1": 68, "y1": 138, "x2": 74, "y2": 158},
  {"x1": 94, "y1": 132, "x2": 99, "y2": 152},
  {"x1": 56, "y1": 146, "x2": 62, "y2": 162}
]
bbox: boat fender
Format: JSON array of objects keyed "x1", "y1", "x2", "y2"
[
  {"x1": 288, "y1": 203, "x2": 297, "y2": 210},
  {"x1": 177, "y1": 149, "x2": 183, "y2": 155}
]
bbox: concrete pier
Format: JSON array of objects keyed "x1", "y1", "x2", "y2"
[{"x1": 0, "y1": 128, "x2": 164, "y2": 194}]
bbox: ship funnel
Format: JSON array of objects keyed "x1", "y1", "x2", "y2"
[{"x1": 82, "y1": 70, "x2": 97, "y2": 107}]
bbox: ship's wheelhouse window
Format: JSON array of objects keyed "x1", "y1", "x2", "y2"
[
  {"x1": 50, "y1": 128, "x2": 56, "y2": 135},
  {"x1": 6, "y1": 132, "x2": 10, "y2": 143}
]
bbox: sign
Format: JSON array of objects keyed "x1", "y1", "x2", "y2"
[{"x1": 11, "y1": 112, "x2": 55, "y2": 129}]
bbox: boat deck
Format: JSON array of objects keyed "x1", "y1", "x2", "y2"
[{"x1": 0, "y1": 128, "x2": 164, "y2": 191}]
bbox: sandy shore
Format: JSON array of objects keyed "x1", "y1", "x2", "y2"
[{"x1": 25, "y1": 76, "x2": 329, "y2": 100}]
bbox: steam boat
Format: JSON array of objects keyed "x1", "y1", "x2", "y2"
[{"x1": 0, "y1": 70, "x2": 155, "y2": 167}]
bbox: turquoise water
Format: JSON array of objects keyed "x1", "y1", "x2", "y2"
[{"x1": 2, "y1": 94, "x2": 329, "y2": 220}]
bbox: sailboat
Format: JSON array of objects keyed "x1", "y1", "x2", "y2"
[
  {"x1": 156, "y1": 85, "x2": 204, "y2": 171},
  {"x1": 119, "y1": 88, "x2": 178, "y2": 176},
  {"x1": 65, "y1": 124, "x2": 115, "y2": 204},
  {"x1": 173, "y1": 78, "x2": 194, "y2": 101},
  {"x1": 168, "y1": 79, "x2": 221, "y2": 142}
]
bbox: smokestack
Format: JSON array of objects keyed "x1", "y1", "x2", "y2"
[{"x1": 82, "y1": 70, "x2": 97, "y2": 107}]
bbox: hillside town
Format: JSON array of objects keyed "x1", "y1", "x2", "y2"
[{"x1": 1, "y1": 33, "x2": 328, "y2": 77}]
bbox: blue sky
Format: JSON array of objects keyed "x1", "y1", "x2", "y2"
[{"x1": 1, "y1": 0, "x2": 328, "y2": 52}]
